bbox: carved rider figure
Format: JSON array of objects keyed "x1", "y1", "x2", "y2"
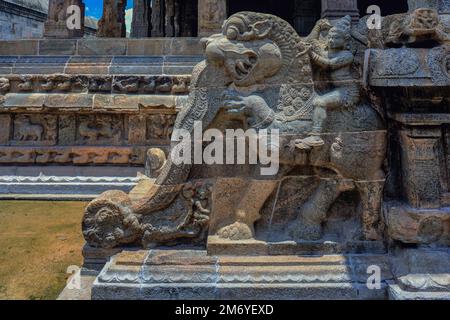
[{"x1": 295, "y1": 15, "x2": 360, "y2": 150}]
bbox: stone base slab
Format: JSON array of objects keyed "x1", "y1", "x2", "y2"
[
  {"x1": 91, "y1": 249, "x2": 392, "y2": 300},
  {"x1": 388, "y1": 282, "x2": 450, "y2": 300}
]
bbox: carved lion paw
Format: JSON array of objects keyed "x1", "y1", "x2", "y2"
[
  {"x1": 217, "y1": 222, "x2": 254, "y2": 240},
  {"x1": 287, "y1": 219, "x2": 323, "y2": 241},
  {"x1": 222, "y1": 91, "x2": 247, "y2": 115}
]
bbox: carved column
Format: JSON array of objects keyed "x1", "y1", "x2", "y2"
[
  {"x1": 131, "y1": 0, "x2": 151, "y2": 37},
  {"x1": 151, "y1": 0, "x2": 165, "y2": 37},
  {"x1": 179, "y1": 0, "x2": 197, "y2": 37},
  {"x1": 97, "y1": 0, "x2": 127, "y2": 38},
  {"x1": 198, "y1": 0, "x2": 227, "y2": 37},
  {"x1": 321, "y1": 0, "x2": 359, "y2": 21},
  {"x1": 165, "y1": 0, "x2": 175, "y2": 37},
  {"x1": 293, "y1": 0, "x2": 321, "y2": 36},
  {"x1": 44, "y1": 0, "x2": 85, "y2": 38}
]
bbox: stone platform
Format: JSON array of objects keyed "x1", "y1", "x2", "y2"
[
  {"x1": 90, "y1": 249, "x2": 392, "y2": 300},
  {"x1": 58, "y1": 247, "x2": 450, "y2": 300}
]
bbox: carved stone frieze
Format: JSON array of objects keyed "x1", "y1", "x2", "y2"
[
  {"x1": 0, "y1": 75, "x2": 191, "y2": 95},
  {"x1": 0, "y1": 146, "x2": 146, "y2": 165},
  {"x1": 12, "y1": 114, "x2": 57, "y2": 144},
  {"x1": 77, "y1": 115, "x2": 123, "y2": 145}
]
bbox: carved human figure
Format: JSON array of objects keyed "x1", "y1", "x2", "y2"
[{"x1": 295, "y1": 16, "x2": 360, "y2": 149}]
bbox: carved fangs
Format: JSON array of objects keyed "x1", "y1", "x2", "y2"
[{"x1": 235, "y1": 58, "x2": 256, "y2": 79}]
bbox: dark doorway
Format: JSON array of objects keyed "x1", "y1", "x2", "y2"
[
  {"x1": 358, "y1": 0, "x2": 408, "y2": 16},
  {"x1": 227, "y1": 0, "x2": 321, "y2": 36}
]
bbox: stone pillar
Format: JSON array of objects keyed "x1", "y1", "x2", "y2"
[
  {"x1": 131, "y1": 0, "x2": 151, "y2": 37},
  {"x1": 198, "y1": 0, "x2": 227, "y2": 37},
  {"x1": 179, "y1": 0, "x2": 197, "y2": 37},
  {"x1": 165, "y1": 0, "x2": 175, "y2": 37},
  {"x1": 321, "y1": 0, "x2": 359, "y2": 21},
  {"x1": 151, "y1": 0, "x2": 165, "y2": 37},
  {"x1": 44, "y1": 0, "x2": 85, "y2": 38},
  {"x1": 97, "y1": 0, "x2": 127, "y2": 38},
  {"x1": 294, "y1": 0, "x2": 321, "y2": 36}
]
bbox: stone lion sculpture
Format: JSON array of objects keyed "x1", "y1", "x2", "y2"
[{"x1": 83, "y1": 12, "x2": 386, "y2": 249}]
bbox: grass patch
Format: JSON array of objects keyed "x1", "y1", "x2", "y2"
[{"x1": 0, "y1": 201, "x2": 87, "y2": 300}]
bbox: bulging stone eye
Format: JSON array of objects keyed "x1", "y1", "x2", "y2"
[{"x1": 227, "y1": 27, "x2": 238, "y2": 40}]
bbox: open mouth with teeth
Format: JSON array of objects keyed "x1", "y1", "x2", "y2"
[{"x1": 232, "y1": 54, "x2": 257, "y2": 80}]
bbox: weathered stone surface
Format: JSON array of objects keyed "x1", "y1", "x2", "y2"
[
  {"x1": 13, "y1": 56, "x2": 70, "y2": 74},
  {"x1": 385, "y1": 202, "x2": 450, "y2": 245},
  {"x1": 77, "y1": 39, "x2": 127, "y2": 56},
  {"x1": 0, "y1": 40, "x2": 38, "y2": 55},
  {"x1": 110, "y1": 57, "x2": 163, "y2": 75},
  {"x1": 198, "y1": 0, "x2": 227, "y2": 36},
  {"x1": 389, "y1": 248, "x2": 450, "y2": 299},
  {"x1": 44, "y1": 0, "x2": 85, "y2": 38},
  {"x1": 91, "y1": 249, "x2": 389, "y2": 300},
  {"x1": 127, "y1": 39, "x2": 168, "y2": 55},
  {"x1": 65, "y1": 56, "x2": 112, "y2": 74},
  {"x1": 130, "y1": 0, "x2": 151, "y2": 38},
  {"x1": 97, "y1": 0, "x2": 126, "y2": 38},
  {"x1": 38, "y1": 39, "x2": 78, "y2": 55}
]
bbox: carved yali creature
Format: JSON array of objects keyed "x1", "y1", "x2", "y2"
[{"x1": 82, "y1": 12, "x2": 386, "y2": 249}]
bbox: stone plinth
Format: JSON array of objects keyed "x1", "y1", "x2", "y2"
[{"x1": 91, "y1": 249, "x2": 391, "y2": 300}]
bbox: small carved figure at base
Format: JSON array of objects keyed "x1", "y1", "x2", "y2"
[
  {"x1": 217, "y1": 221, "x2": 254, "y2": 241},
  {"x1": 295, "y1": 134, "x2": 325, "y2": 150}
]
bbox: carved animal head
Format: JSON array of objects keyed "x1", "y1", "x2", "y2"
[{"x1": 202, "y1": 12, "x2": 312, "y2": 87}]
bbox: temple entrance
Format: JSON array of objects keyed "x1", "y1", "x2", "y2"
[{"x1": 227, "y1": 0, "x2": 321, "y2": 36}]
